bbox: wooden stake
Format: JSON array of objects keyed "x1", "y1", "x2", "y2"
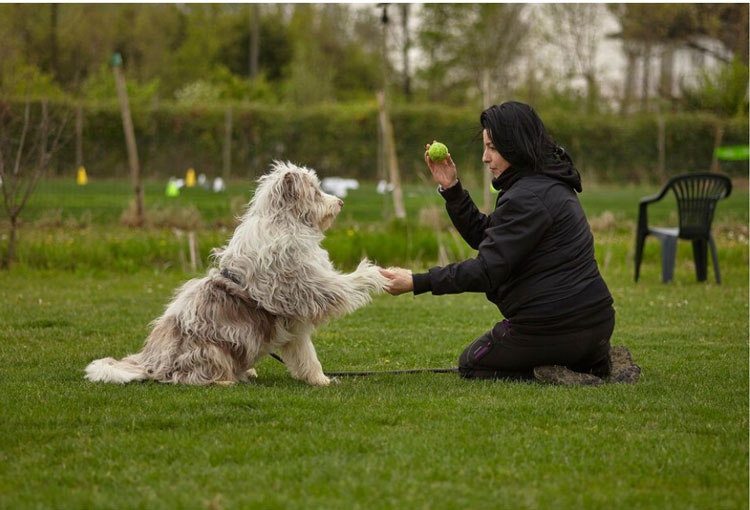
[
  {"x1": 188, "y1": 231, "x2": 199, "y2": 272},
  {"x1": 112, "y1": 54, "x2": 144, "y2": 227},
  {"x1": 376, "y1": 91, "x2": 406, "y2": 219}
]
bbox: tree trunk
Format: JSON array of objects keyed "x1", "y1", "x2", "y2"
[
  {"x1": 657, "y1": 115, "x2": 666, "y2": 181},
  {"x1": 376, "y1": 91, "x2": 406, "y2": 219},
  {"x1": 400, "y1": 4, "x2": 412, "y2": 100},
  {"x1": 620, "y1": 45, "x2": 638, "y2": 116},
  {"x1": 659, "y1": 46, "x2": 675, "y2": 108},
  {"x1": 223, "y1": 106, "x2": 232, "y2": 181},
  {"x1": 482, "y1": 68, "x2": 492, "y2": 213},
  {"x1": 49, "y1": 4, "x2": 59, "y2": 81},
  {"x1": 113, "y1": 62, "x2": 144, "y2": 226},
  {"x1": 585, "y1": 72, "x2": 599, "y2": 114},
  {"x1": 75, "y1": 103, "x2": 83, "y2": 170},
  {"x1": 249, "y1": 5, "x2": 260, "y2": 79},
  {"x1": 710, "y1": 121, "x2": 724, "y2": 173},
  {"x1": 5, "y1": 215, "x2": 17, "y2": 269},
  {"x1": 640, "y1": 43, "x2": 651, "y2": 113}
]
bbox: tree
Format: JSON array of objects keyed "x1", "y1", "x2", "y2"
[
  {"x1": 0, "y1": 99, "x2": 68, "y2": 268},
  {"x1": 417, "y1": 4, "x2": 528, "y2": 105},
  {"x1": 608, "y1": 4, "x2": 747, "y2": 114},
  {"x1": 543, "y1": 4, "x2": 604, "y2": 113}
]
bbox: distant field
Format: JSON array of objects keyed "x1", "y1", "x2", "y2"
[{"x1": 21, "y1": 177, "x2": 750, "y2": 227}]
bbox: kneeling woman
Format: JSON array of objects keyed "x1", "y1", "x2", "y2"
[{"x1": 381, "y1": 101, "x2": 637, "y2": 384}]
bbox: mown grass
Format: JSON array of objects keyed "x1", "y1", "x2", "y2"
[
  {"x1": 0, "y1": 248, "x2": 747, "y2": 509},
  {"x1": 0, "y1": 178, "x2": 748, "y2": 508}
]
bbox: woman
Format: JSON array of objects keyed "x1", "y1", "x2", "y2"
[{"x1": 380, "y1": 101, "x2": 639, "y2": 384}]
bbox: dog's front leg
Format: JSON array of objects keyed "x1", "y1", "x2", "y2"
[{"x1": 280, "y1": 335, "x2": 331, "y2": 386}]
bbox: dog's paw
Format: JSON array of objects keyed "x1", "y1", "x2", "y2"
[
  {"x1": 245, "y1": 368, "x2": 258, "y2": 379},
  {"x1": 306, "y1": 373, "x2": 332, "y2": 387},
  {"x1": 353, "y1": 259, "x2": 389, "y2": 293}
]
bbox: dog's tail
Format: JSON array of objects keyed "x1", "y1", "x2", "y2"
[{"x1": 85, "y1": 356, "x2": 147, "y2": 384}]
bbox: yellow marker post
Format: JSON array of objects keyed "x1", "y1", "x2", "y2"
[
  {"x1": 77, "y1": 166, "x2": 88, "y2": 186},
  {"x1": 186, "y1": 168, "x2": 196, "y2": 187}
]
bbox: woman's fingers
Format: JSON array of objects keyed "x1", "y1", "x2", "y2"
[{"x1": 379, "y1": 268, "x2": 395, "y2": 279}]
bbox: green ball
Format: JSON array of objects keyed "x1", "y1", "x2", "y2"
[{"x1": 428, "y1": 142, "x2": 449, "y2": 162}]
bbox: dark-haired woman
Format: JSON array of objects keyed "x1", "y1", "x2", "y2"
[{"x1": 380, "y1": 101, "x2": 639, "y2": 384}]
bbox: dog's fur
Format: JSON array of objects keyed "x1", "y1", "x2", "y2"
[{"x1": 85, "y1": 162, "x2": 387, "y2": 386}]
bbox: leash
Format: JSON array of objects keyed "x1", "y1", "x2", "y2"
[
  {"x1": 268, "y1": 352, "x2": 458, "y2": 376},
  {"x1": 219, "y1": 270, "x2": 458, "y2": 377}
]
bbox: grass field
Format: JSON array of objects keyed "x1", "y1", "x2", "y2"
[{"x1": 1, "y1": 178, "x2": 748, "y2": 508}]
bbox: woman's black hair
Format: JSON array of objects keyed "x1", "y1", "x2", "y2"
[{"x1": 480, "y1": 101, "x2": 558, "y2": 173}]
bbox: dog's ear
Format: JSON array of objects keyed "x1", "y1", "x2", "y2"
[{"x1": 282, "y1": 172, "x2": 300, "y2": 202}]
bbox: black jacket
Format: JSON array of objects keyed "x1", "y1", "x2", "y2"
[{"x1": 413, "y1": 169, "x2": 614, "y2": 335}]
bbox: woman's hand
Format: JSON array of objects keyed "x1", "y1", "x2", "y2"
[
  {"x1": 379, "y1": 267, "x2": 414, "y2": 296},
  {"x1": 424, "y1": 141, "x2": 458, "y2": 189}
]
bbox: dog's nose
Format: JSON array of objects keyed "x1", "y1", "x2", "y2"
[{"x1": 338, "y1": 199, "x2": 344, "y2": 208}]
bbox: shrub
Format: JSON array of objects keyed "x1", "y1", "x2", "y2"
[{"x1": 4, "y1": 99, "x2": 745, "y2": 183}]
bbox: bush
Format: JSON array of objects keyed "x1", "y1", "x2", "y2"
[{"x1": 5, "y1": 99, "x2": 745, "y2": 183}]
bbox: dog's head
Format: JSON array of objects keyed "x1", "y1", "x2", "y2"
[{"x1": 253, "y1": 161, "x2": 343, "y2": 231}]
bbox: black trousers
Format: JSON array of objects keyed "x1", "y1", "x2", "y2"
[{"x1": 458, "y1": 318, "x2": 615, "y2": 381}]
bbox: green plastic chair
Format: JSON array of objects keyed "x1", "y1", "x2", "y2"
[{"x1": 634, "y1": 172, "x2": 732, "y2": 284}]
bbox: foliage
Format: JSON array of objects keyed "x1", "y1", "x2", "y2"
[
  {"x1": 680, "y1": 58, "x2": 750, "y2": 117},
  {"x1": 3, "y1": 98, "x2": 743, "y2": 182}
]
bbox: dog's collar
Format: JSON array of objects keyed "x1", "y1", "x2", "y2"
[{"x1": 220, "y1": 268, "x2": 244, "y2": 286}]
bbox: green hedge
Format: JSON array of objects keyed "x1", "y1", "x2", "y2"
[{"x1": 14, "y1": 99, "x2": 748, "y2": 182}]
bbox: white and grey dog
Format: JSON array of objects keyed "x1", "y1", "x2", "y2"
[{"x1": 85, "y1": 161, "x2": 387, "y2": 386}]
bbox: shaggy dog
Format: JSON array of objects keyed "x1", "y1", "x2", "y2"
[{"x1": 85, "y1": 162, "x2": 387, "y2": 386}]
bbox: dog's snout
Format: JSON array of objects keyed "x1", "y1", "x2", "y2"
[{"x1": 338, "y1": 199, "x2": 344, "y2": 208}]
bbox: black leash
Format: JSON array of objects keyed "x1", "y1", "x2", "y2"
[
  {"x1": 218, "y1": 271, "x2": 457, "y2": 376},
  {"x1": 268, "y1": 352, "x2": 458, "y2": 376}
]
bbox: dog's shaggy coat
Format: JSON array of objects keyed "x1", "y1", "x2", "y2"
[{"x1": 85, "y1": 162, "x2": 387, "y2": 386}]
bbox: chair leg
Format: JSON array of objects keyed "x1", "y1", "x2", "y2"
[
  {"x1": 634, "y1": 231, "x2": 646, "y2": 282},
  {"x1": 660, "y1": 236, "x2": 678, "y2": 284},
  {"x1": 709, "y1": 235, "x2": 721, "y2": 284},
  {"x1": 691, "y1": 239, "x2": 708, "y2": 282}
]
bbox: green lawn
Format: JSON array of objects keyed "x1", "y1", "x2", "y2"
[
  {"x1": 1, "y1": 246, "x2": 748, "y2": 509},
  {"x1": 0, "y1": 179, "x2": 748, "y2": 508}
]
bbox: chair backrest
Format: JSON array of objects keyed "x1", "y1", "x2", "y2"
[{"x1": 667, "y1": 173, "x2": 732, "y2": 238}]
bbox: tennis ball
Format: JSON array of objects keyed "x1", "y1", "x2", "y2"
[{"x1": 428, "y1": 141, "x2": 449, "y2": 162}]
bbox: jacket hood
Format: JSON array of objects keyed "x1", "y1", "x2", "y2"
[
  {"x1": 492, "y1": 146, "x2": 582, "y2": 194},
  {"x1": 540, "y1": 146, "x2": 582, "y2": 192}
]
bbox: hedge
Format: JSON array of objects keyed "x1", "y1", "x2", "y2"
[{"x1": 11, "y1": 99, "x2": 748, "y2": 182}]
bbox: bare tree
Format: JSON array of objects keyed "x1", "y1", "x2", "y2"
[
  {"x1": 544, "y1": 4, "x2": 604, "y2": 113},
  {"x1": 0, "y1": 100, "x2": 68, "y2": 269}
]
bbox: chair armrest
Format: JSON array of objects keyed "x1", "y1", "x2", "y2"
[{"x1": 639, "y1": 190, "x2": 667, "y2": 206}]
